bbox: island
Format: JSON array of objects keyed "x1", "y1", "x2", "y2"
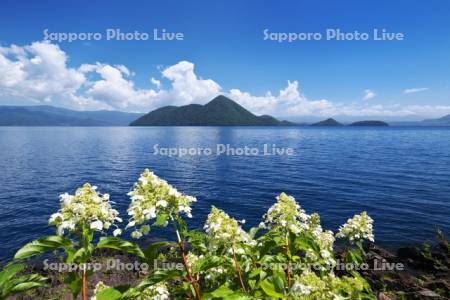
[
  {"x1": 350, "y1": 120, "x2": 389, "y2": 126},
  {"x1": 129, "y1": 95, "x2": 294, "y2": 126}
]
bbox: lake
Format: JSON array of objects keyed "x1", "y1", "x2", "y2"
[{"x1": 0, "y1": 126, "x2": 449, "y2": 262}]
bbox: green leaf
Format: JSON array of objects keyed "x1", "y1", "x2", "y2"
[
  {"x1": 177, "y1": 217, "x2": 188, "y2": 238},
  {"x1": 9, "y1": 282, "x2": 43, "y2": 293},
  {"x1": 136, "y1": 269, "x2": 183, "y2": 291},
  {"x1": 260, "y1": 277, "x2": 284, "y2": 299},
  {"x1": 346, "y1": 248, "x2": 363, "y2": 264},
  {"x1": 96, "y1": 237, "x2": 145, "y2": 258},
  {"x1": 64, "y1": 271, "x2": 81, "y2": 298},
  {"x1": 203, "y1": 283, "x2": 251, "y2": 300},
  {"x1": 195, "y1": 255, "x2": 224, "y2": 274},
  {"x1": 248, "y1": 226, "x2": 260, "y2": 239},
  {"x1": 0, "y1": 264, "x2": 25, "y2": 286},
  {"x1": 14, "y1": 236, "x2": 73, "y2": 260},
  {"x1": 96, "y1": 287, "x2": 123, "y2": 300},
  {"x1": 143, "y1": 241, "x2": 171, "y2": 263},
  {"x1": 72, "y1": 244, "x2": 94, "y2": 263}
]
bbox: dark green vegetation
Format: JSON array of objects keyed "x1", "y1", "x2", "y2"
[
  {"x1": 130, "y1": 95, "x2": 293, "y2": 126},
  {"x1": 350, "y1": 120, "x2": 389, "y2": 126},
  {"x1": 311, "y1": 118, "x2": 343, "y2": 126},
  {"x1": 0, "y1": 106, "x2": 143, "y2": 126},
  {"x1": 311, "y1": 118, "x2": 389, "y2": 126}
]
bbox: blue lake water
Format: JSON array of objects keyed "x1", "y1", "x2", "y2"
[{"x1": 0, "y1": 126, "x2": 449, "y2": 262}]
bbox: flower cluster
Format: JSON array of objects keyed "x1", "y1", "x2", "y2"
[
  {"x1": 264, "y1": 192, "x2": 309, "y2": 234},
  {"x1": 290, "y1": 271, "x2": 326, "y2": 297},
  {"x1": 204, "y1": 206, "x2": 254, "y2": 250},
  {"x1": 136, "y1": 282, "x2": 170, "y2": 300},
  {"x1": 290, "y1": 272, "x2": 368, "y2": 299},
  {"x1": 336, "y1": 211, "x2": 374, "y2": 243},
  {"x1": 304, "y1": 213, "x2": 336, "y2": 268},
  {"x1": 126, "y1": 169, "x2": 196, "y2": 238},
  {"x1": 48, "y1": 183, "x2": 121, "y2": 236}
]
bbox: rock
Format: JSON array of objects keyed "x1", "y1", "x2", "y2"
[
  {"x1": 398, "y1": 246, "x2": 423, "y2": 260},
  {"x1": 425, "y1": 279, "x2": 450, "y2": 292},
  {"x1": 418, "y1": 288, "x2": 441, "y2": 298},
  {"x1": 377, "y1": 292, "x2": 392, "y2": 300},
  {"x1": 369, "y1": 244, "x2": 396, "y2": 260}
]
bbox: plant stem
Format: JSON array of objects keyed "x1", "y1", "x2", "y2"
[
  {"x1": 170, "y1": 215, "x2": 202, "y2": 300},
  {"x1": 285, "y1": 234, "x2": 292, "y2": 287},
  {"x1": 232, "y1": 245, "x2": 247, "y2": 293},
  {"x1": 82, "y1": 268, "x2": 87, "y2": 300}
]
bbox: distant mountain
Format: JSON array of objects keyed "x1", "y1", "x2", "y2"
[
  {"x1": 0, "y1": 105, "x2": 143, "y2": 126},
  {"x1": 130, "y1": 95, "x2": 294, "y2": 126},
  {"x1": 350, "y1": 120, "x2": 389, "y2": 126},
  {"x1": 421, "y1": 114, "x2": 450, "y2": 126},
  {"x1": 311, "y1": 118, "x2": 342, "y2": 126}
]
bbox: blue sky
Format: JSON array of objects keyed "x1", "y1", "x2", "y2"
[{"x1": 0, "y1": 0, "x2": 449, "y2": 120}]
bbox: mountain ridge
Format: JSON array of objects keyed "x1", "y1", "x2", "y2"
[{"x1": 0, "y1": 105, "x2": 143, "y2": 126}]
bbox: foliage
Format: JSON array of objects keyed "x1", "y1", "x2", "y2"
[
  {"x1": 0, "y1": 263, "x2": 46, "y2": 300},
  {"x1": 10, "y1": 169, "x2": 377, "y2": 299},
  {"x1": 13, "y1": 183, "x2": 141, "y2": 299}
]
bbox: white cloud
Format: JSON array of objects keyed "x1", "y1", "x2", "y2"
[
  {"x1": 229, "y1": 81, "x2": 334, "y2": 116},
  {"x1": 150, "y1": 77, "x2": 161, "y2": 89},
  {"x1": 0, "y1": 41, "x2": 85, "y2": 104},
  {"x1": 362, "y1": 89, "x2": 376, "y2": 100},
  {"x1": 0, "y1": 41, "x2": 449, "y2": 118},
  {"x1": 403, "y1": 87, "x2": 429, "y2": 94},
  {"x1": 161, "y1": 61, "x2": 221, "y2": 106}
]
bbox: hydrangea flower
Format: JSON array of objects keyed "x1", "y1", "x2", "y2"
[
  {"x1": 304, "y1": 213, "x2": 336, "y2": 267},
  {"x1": 336, "y1": 211, "x2": 374, "y2": 243},
  {"x1": 48, "y1": 183, "x2": 121, "y2": 236},
  {"x1": 264, "y1": 193, "x2": 309, "y2": 234},
  {"x1": 126, "y1": 169, "x2": 196, "y2": 238},
  {"x1": 136, "y1": 282, "x2": 170, "y2": 300},
  {"x1": 290, "y1": 271, "x2": 326, "y2": 297},
  {"x1": 204, "y1": 206, "x2": 254, "y2": 250}
]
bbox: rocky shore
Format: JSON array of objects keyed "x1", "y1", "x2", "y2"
[{"x1": 361, "y1": 238, "x2": 450, "y2": 299}]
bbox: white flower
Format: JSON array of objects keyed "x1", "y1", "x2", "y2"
[
  {"x1": 264, "y1": 193, "x2": 309, "y2": 234},
  {"x1": 48, "y1": 183, "x2": 120, "y2": 236},
  {"x1": 49, "y1": 213, "x2": 63, "y2": 223},
  {"x1": 113, "y1": 228, "x2": 122, "y2": 236},
  {"x1": 126, "y1": 169, "x2": 197, "y2": 237},
  {"x1": 143, "y1": 207, "x2": 157, "y2": 219},
  {"x1": 90, "y1": 220, "x2": 103, "y2": 231},
  {"x1": 136, "y1": 282, "x2": 170, "y2": 300},
  {"x1": 336, "y1": 211, "x2": 374, "y2": 243},
  {"x1": 204, "y1": 206, "x2": 254, "y2": 249},
  {"x1": 131, "y1": 230, "x2": 143, "y2": 239},
  {"x1": 156, "y1": 200, "x2": 168, "y2": 207}
]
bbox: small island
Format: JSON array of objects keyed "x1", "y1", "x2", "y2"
[{"x1": 350, "y1": 120, "x2": 389, "y2": 126}]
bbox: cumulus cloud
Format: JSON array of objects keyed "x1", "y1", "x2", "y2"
[
  {"x1": 403, "y1": 87, "x2": 429, "y2": 94},
  {"x1": 161, "y1": 61, "x2": 221, "y2": 106},
  {"x1": 0, "y1": 41, "x2": 449, "y2": 118},
  {"x1": 229, "y1": 81, "x2": 334, "y2": 116},
  {"x1": 362, "y1": 89, "x2": 376, "y2": 100},
  {"x1": 0, "y1": 41, "x2": 85, "y2": 104}
]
